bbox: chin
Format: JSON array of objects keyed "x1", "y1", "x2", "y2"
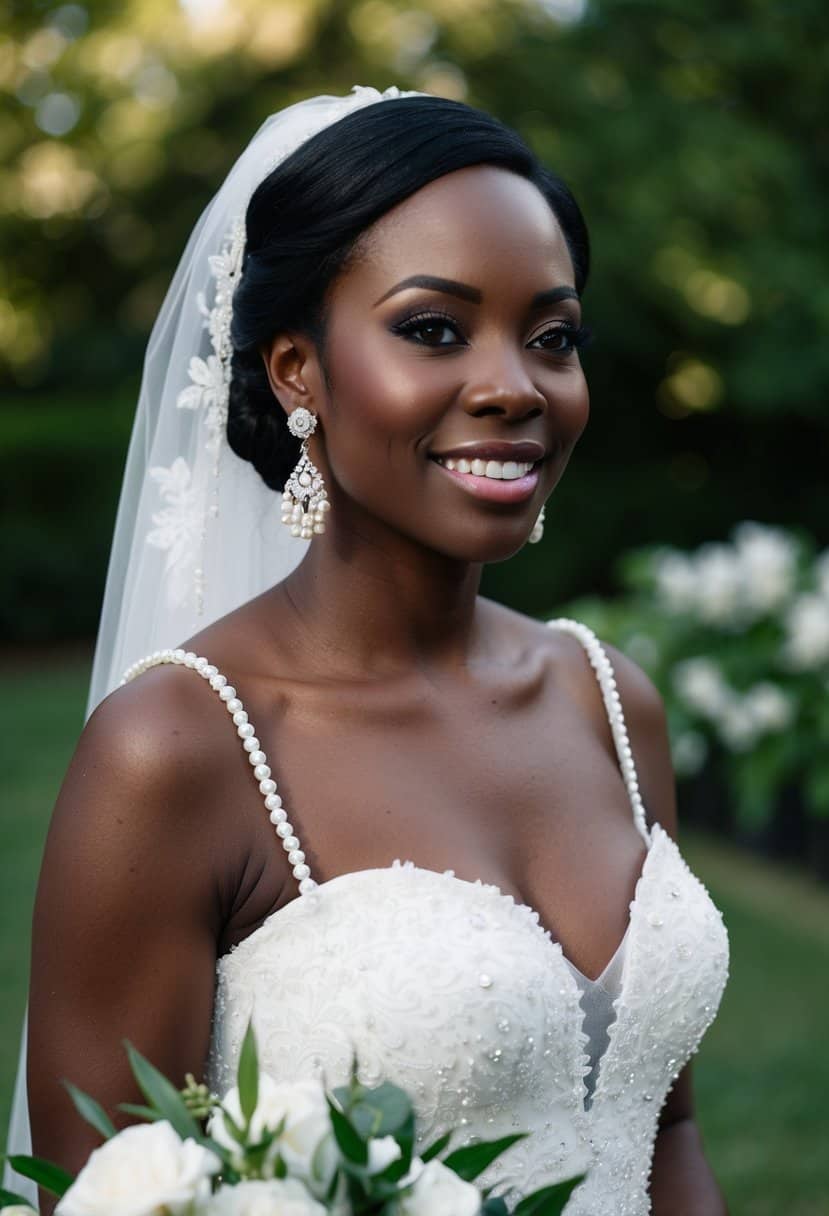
[{"x1": 438, "y1": 524, "x2": 539, "y2": 565}]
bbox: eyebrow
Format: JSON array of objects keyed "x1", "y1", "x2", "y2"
[{"x1": 373, "y1": 275, "x2": 580, "y2": 308}]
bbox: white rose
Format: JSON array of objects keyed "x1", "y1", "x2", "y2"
[
  {"x1": 55, "y1": 1120, "x2": 220, "y2": 1216},
  {"x1": 204, "y1": 1179, "x2": 326, "y2": 1216},
  {"x1": 398, "y1": 1159, "x2": 481, "y2": 1216},
  {"x1": 209, "y1": 1075, "x2": 336, "y2": 1192},
  {"x1": 367, "y1": 1134, "x2": 402, "y2": 1174}
]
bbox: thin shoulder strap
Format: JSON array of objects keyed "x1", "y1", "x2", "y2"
[
  {"x1": 547, "y1": 618, "x2": 651, "y2": 846},
  {"x1": 120, "y1": 648, "x2": 317, "y2": 895}
]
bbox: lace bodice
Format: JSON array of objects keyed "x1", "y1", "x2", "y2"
[{"x1": 122, "y1": 618, "x2": 729, "y2": 1214}]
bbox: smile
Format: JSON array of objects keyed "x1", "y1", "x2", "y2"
[
  {"x1": 430, "y1": 456, "x2": 541, "y2": 503},
  {"x1": 433, "y1": 456, "x2": 535, "y2": 480}
]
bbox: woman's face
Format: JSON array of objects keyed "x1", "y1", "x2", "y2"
[{"x1": 283, "y1": 164, "x2": 590, "y2": 563}]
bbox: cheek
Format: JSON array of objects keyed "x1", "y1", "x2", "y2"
[
  {"x1": 541, "y1": 362, "x2": 590, "y2": 456},
  {"x1": 323, "y1": 328, "x2": 449, "y2": 451}
]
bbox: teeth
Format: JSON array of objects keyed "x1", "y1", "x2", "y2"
[{"x1": 436, "y1": 457, "x2": 535, "y2": 480}]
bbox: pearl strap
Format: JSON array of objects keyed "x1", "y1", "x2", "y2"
[
  {"x1": 119, "y1": 618, "x2": 649, "y2": 899},
  {"x1": 119, "y1": 648, "x2": 318, "y2": 895},
  {"x1": 547, "y1": 618, "x2": 652, "y2": 846}
]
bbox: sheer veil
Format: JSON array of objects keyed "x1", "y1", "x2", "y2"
[{"x1": 3, "y1": 84, "x2": 419, "y2": 1205}]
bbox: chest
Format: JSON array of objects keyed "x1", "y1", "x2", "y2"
[{"x1": 220, "y1": 659, "x2": 648, "y2": 977}]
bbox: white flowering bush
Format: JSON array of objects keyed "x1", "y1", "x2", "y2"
[
  {"x1": 554, "y1": 521, "x2": 829, "y2": 836},
  {"x1": 0, "y1": 1022, "x2": 584, "y2": 1216}
]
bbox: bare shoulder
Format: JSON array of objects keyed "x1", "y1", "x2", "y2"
[
  {"x1": 81, "y1": 655, "x2": 234, "y2": 814},
  {"x1": 482, "y1": 600, "x2": 677, "y2": 836},
  {"x1": 45, "y1": 641, "x2": 257, "y2": 912}
]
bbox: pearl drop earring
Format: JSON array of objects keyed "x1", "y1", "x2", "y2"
[
  {"x1": 281, "y1": 407, "x2": 330, "y2": 539},
  {"x1": 528, "y1": 504, "x2": 545, "y2": 545}
]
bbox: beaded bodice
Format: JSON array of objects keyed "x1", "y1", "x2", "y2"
[{"x1": 121, "y1": 618, "x2": 729, "y2": 1214}]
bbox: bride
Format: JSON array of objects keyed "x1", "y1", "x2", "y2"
[{"x1": 5, "y1": 86, "x2": 729, "y2": 1214}]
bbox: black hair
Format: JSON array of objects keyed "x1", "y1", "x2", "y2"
[{"x1": 227, "y1": 96, "x2": 590, "y2": 491}]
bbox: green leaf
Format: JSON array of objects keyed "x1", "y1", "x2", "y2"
[
  {"x1": 237, "y1": 1019, "x2": 259, "y2": 1127},
  {"x1": 352, "y1": 1081, "x2": 412, "y2": 1137},
  {"x1": 63, "y1": 1080, "x2": 116, "y2": 1141},
  {"x1": 420, "y1": 1129, "x2": 452, "y2": 1163},
  {"x1": 0, "y1": 1186, "x2": 34, "y2": 1207},
  {"x1": 513, "y1": 1174, "x2": 585, "y2": 1215},
  {"x1": 124, "y1": 1041, "x2": 201, "y2": 1140},
  {"x1": 7, "y1": 1156, "x2": 74, "y2": 1198},
  {"x1": 443, "y1": 1133, "x2": 527, "y2": 1182},
  {"x1": 222, "y1": 1109, "x2": 247, "y2": 1147},
  {"x1": 116, "y1": 1102, "x2": 162, "y2": 1121},
  {"x1": 326, "y1": 1097, "x2": 368, "y2": 1166}
]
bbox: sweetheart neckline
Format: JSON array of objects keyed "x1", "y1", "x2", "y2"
[
  {"x1": 217, "y1": 825, "x2": 684, "y2": 1117},
  {"x1": 220, "y1": 822, "x2": 667, "y2": 988}
]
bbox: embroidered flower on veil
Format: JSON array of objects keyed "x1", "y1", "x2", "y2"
[
  {"x1": 146, "y1": 457, "x2": 204, "y2": 607},
  {"x1": 144, "y1": 214, "x2": 245, "y2": 608}
]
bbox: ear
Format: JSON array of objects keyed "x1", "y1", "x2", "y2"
[{"x1": 260, "y1": 332, "x2": 325, "y2": 419}]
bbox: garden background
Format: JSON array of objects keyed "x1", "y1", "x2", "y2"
[{"x1": 1, "y1": 0, "x2": 827, "y2": 1212}]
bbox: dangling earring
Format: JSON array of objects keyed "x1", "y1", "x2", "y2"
[
  {"x1": 528, "y1": 504, "x2": 545, "y2": 545},
  {"x1": 281, "y1": 407, "x2": 331, "y2": 539}
]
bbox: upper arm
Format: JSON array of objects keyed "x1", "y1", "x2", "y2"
[{"x1": 27, "y1": 667, "x2": 232, "y2": 1187}]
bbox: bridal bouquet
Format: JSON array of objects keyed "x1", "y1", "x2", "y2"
[{"x1": 1, "y1": 1023, "x2": 583, "y2": 1216}]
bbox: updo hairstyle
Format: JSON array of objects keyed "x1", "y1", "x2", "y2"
[{"x1": 228, "y1": 96, "x2": 590, "y2": 491}]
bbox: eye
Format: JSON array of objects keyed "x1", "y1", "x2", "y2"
[
  {"x1": 391, "y1": 311, "x2": 466, "y2": 348},
  {"x1": 530, "y1": 323, "x2": 593, "y2": 355}
]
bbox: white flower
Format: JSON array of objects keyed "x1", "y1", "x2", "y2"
[
  {"x1": 367, "y1": 1134, "x2": 402, "y2": 1174},
  {"x1": 654, "y1": 551, "x2": 698, "y2": 614},
  {"x1": 733, "y1": 521, "x2": 797, "y2": 615},
  {"x1": 743, "y1": 682, "x2": 794, "y2": 733},
  {"x1": 397, "y1": 1159, "x2": 481, "y2": 1216},
  {"x1": 694, "y1": 543, "x2": 743, "y2": 625},
  {"x1": 204, "y1": 1179, "x2": 326, "y2": 1216},
  {"x1": 55, "y1": 1121, "x2": 220, "y2": 1216},
  {"x1": 672, "y1": 658, "x2": 732, "y2": 720},
  {"x1": 2, "y1": 1207, "x2": 39, "y2": 1214},
  {"x1": 782, "y1": 593, "x2": 829, "y2": 670},
  {"x1": 209, "y1": 1075, "x2": 336, "y2": 1192}
]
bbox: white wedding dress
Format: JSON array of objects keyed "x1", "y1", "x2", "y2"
[{"x1": 121, "y1": 616, "x2": 729, "y2": 1215}]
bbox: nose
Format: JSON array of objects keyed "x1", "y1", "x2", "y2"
[{"x1": 459, "y1": 344, "x2": 547, "y2": 421}]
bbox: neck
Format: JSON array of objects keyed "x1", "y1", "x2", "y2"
[{"x1": 274, "y1": 520, "x2": 485, "y2": 679}]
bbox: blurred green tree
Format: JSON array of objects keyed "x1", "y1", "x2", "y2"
[{"x1": 1, "y1": 0, "x2": 826, "y2": 638}]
